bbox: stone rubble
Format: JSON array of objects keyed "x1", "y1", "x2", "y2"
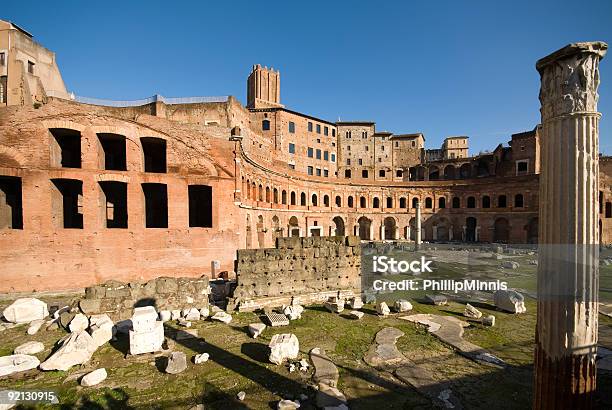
[
  {"x1": 199, "y1": 306, "x2": 210, "y2": 319},
  {"x1": 159, "y1": 310, "x2": 171, "y2": 322},
  {"x1": 376, "y1": 302, "x2": 390, "y2": 317},
  {"x1": 237, "y1": 391, "x2": 246, "y2": 401},
  {"x1": 2, "y1": 298, "x2": 49, "y2": 324},
  {"x1": 194, "y1": 353, "x2": 209, "y2": 364},
  {"x1": 463, "y1": 303, "x2": 483, "y2": 319},
  {"x1": 494, "y1": 290, "x2": 526, "y2": 313},
  {"x1": 265, "y1": 312, "x2": 289, "y2": 327},
  {"x1": 283, "y1": 305, "x2": 304, "y2": 320},
  {"x1": 349, "y1": 310, "x2": 364, "y2": 320},
  {"x1": 69, "y1": 313, "x2": 89, "y2": 333},
  {"x1": 269, "y1": 333, "x2": 300, "y2": 365},
  {"x1": 81, "y1": 368, "x2": 107, "y2": 387},
  {"x1": 248, "y1": 323, "x2": 266, "y2": 338},
  {"x1": 89, "y1": 314, "x2": 114, "y2": 348},
  {"x1": 177, "y1": 318, "x2": 192, "y2": 327},
  {"x1": 171, "y1": 310, "x2": 181, "y2": 320},
  {"x1": 425, "y1": 294, "x2": 448, "y2": 306},
  {"x1": 182, "y1": 308, "x2": 200, "y2": 321},
  {"x1": 14, "y1": 341, "x2": 44, "y2": 355},
  {"x1": 40, "y1": 331, "x2": 97, "y2": 371},
  {"x1": 501, "y1": 260, "x2": 520, "y2": 269},
  {"x1": 347, "y1": 297, "x2": 364, "y2": 310},
  {"x1": 165, "y1": 351, "x2": 187, "y2": 374},
  {"x1": 482, "y1": 315, "x2": 496, "y2": 326},
  {"x1": 211, "y1": 311, "x2": 232, "y2": 324},
  {"x1": 394, "y1": 299, "x2": 413, "y2": 313},
  {"x1": 27, "y1": 319, "x2": 45, "y2": 335},
  {"x1": 129, "y1": 306, "x2": 164, "y2": 355},
  {"x1": 324, "y1": 296, "x2": 345, "y2": 313},
  {"x1": 277, "y1": 399, "x2": 300, "y2": 409},
  {"x1": 0, "y1": 354, "x2": 40, "y2": 376}
]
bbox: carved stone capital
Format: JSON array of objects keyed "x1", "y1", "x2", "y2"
[{"x1": 537, "y1": 41, "x2": 607, "y2": 119}]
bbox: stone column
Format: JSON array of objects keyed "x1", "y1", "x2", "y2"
[
  {"x1": 534, "y1": 42, "x2": 607, "y2": 409},
  {"x1": 415, "y1": 203, "x2": 422, "y2": 250}
]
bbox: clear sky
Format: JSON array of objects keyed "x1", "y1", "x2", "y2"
[{"x1": 4, "y1": 0, "x2": 612, "y2": 153}]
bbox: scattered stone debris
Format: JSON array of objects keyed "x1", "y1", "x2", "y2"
[
  {"x1": 269, "y1": 334, "x2": 299, "y2": 365},
  {"x1": 529, "y1": 260, "x2": 538, "y2": 266},
  {"x1": 348, "y1": 310, "x2": 364, "y2": 320},
  {"x1": 482, "y1": 315, "x2": 496, "y2": 326},
  {"x1": 399, "y1": 314, "x2": 505, "y2": 368},
  {"x1": 177, "y1": 318, "x2": 192, "y2": 327},
  {"x1": 53, "y1": 306, "x2": 70, "y2": 320},
  {"x1": 298, "y1": 358, "x2": 309, "y2": 372},
  {"x1": 81, "y1": 368, "x2": 107, "y2": 387},
  {"x1": 248, "y1": 323, "x2": 266, "y2": 338},
  {"x1": 310, "y1": 347, "x2": 339, "y2": 386},
  {"x1": 237, "y1": 391, "x2": 246, "y2": 401},
  {"x1": 2, "y1": 298, "x2": 49, "y2": 324},
  {"x1": 14, "y1": 341, "x2": 44, "y2": 355},
  {"x1": 364, "y1": 327, "x2": 406, "y2": 369},
  {"x1": 27, "y1": 319, "x2": 45, "y2": 335},
  {"x1": 171, "y1": 310, "x2": 181, "y2": 320},
  {"x1": 0, "y1": 354, "x2": 40, "y2": 376},
  {"x1": 165, "y1": 351, "x2": 187, "y2": 374},
  {"x1": 194, "y1": 353, "x2": 209, "y2": 364},
  {"x1": 265, "y1": 312, "x2": 289, "y2": 327},
  {"x1": 211, "y1": 311, "x2": 233, "y2": 324},
  {"x1": 348, "y1": 297, "x2": 364, "y2": 310},
  {"x1": 59, "y1": 311, "x2": 76, "y2": 330},
  {"x1": 182, "y1": 308, "x2": 200, "y2": 321},
  {"x1": 425, "y1": 294, "x2": 448, "y2": 306},
  {"x1": 199, "y1": 307, "x2": 210, "y2": 319},
  {"x1": 129, "y1": 306, "x2": 164, "y2": 355},
  {"x1": 501, "y1": 260, "x2": 520, "y2": 269},
  {"x1": 463, "y1": 303, "x2": 482, "y2": 319},
  {"x1": 40, "y1": 332, "x2": 97, "y2": 371},
  {"x1": 324, "y1": 297, "x2": 345, "y2": 313},
  {"x1": 394, "y1": 299, "x2": 413, "y2": 313},
  {"x1": 283, "y1": 305, "x2": 304, "y2": 320},
  {"x1": 89, "y1": 314, "x2": 114, "y2": 348},
  {"x1": 69, "y1": 313, "x2": 89, "y2": 333},
  {"x1": 376, "y1": 302, "x2": 390, "y2": 317},
  {"x1": 159, "y1": 310, "x2": 171, "y2": 322},
  {"x1": 210, "y1": 305, "x2": 223, "y2": 314},
  {"x1": 277, "y1": 399, "x2": 300, "y2": 409},
  {"x1": 493, "y1": 290, "x2": 526, "y2": 313}
]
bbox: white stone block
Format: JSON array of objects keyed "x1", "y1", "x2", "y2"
[
  {"x1": 269, "y1": 333, "x2": 299, "y2": 365},
  {"x1": 131, "y1": 306, "x2": 158, "y2": 332},
  {"x1": 129, "y1": 321, "x2": 164, "y2": 355},
  {"x1": 2, "y1": 298, "x2": 48, "y2": 324}
]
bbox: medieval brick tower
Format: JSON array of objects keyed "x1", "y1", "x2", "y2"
[{"x1": 246, "y1": 64, "x2": 282, "y2": 109}]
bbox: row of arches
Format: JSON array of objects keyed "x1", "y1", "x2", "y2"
[
  {"x1": 408, "y1": 161, "x2": 494, "y2": 181},
  {"x1": 241, "y1": 178, "x2": 527, "y2": 210}
]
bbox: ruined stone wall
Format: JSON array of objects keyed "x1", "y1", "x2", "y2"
[
  {"x1": 229, "y1": 236, "x2": 361, "y2": 310},
  {"x1": 80, "y1": 276, "x2": 210, "y2": 321}
]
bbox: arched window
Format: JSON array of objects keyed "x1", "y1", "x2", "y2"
[
  {"x1": 290, "y1": 191, "x2": 296, "y2": 205},
  {"x1": 514, "y1": 194, "x2": 524, "y2": 208},
  {"x1": 258, "y1": 185, "x2": 263, "y2": 201},
  {"x1": 300, "y1": 192, "x2": 307, "y2": 206},
  {"x1": 265, "y1": 187, "x2": 271, "y2": 202},
  {"x1": 312, "y1": 194, "x2": 318, "y2": 206},
  {"x1": 262, "y1": 120, "x2": 270, "y2": 130},
  {"x1": 273, "y1": 188, "x2": 279, "y2": 204},
  {"x1": 360, "y1": 196, "x2": 367, "y2": 208},
  {"x1": 498, "y1": 195, "x2": 507, "y2": 208},
  {"x1": 386, "y1": 197, "x2": 393, "y2": 208},
  {"x1": 373, "y1": 197, "x2": 380, "y2": 208},
  {"x1": 452, "y1": 197, "x2": 460, "y2": 208},
  {"x1": 323, "y1": 195, "x2": 330, "y2": 207},
  {"x1": 399, "y1": 197, "x2": 407, "y2": 209},
  {"x1": 467, "y1": 196, "x2": 476, "y2": 208},
  {"x1": 347, "y1": 196, "x2": 354, "y2": 208},
  {"x1": 482, "y1": 195, "x2": 491, "y2": 208},
  {"x1": 412, "y1": 197, "x2": 419, "y2": 208},
  {"x1": 425, "y1": 197, "x2": 433, "y2": 208},
  {"x1": 335, "y1": 195, "x2": 342, "y2": 207},
  {"x1": 438, "y1": 197, "x2": 446, "y2": 208},
  {"x1": 282, "y1": 190, "x2": 287, "y2": 205}
]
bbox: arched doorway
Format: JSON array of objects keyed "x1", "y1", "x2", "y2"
[
  {"x1": 272, "y1": 215, "x2": 282, "y2": 241},
  {"x1": 332, "y1": 216, "x2": 345, "y2": 236},
  {"x1": 358, "y1": 216, "x2": 371, "y2": 240},
  {"x1": 288, "y1": 216, "x2": 300, "y2": 237},
  {"x1": 384, "y1": 217, "x2": 396, "y2": 240},
  {"x1": 444, "y1": 165, "x2": 456, "y2": 179},
  {"x1": 466, "y1": 217, "x2": 477, "y2": 242},
  {"x1": 435, "y1": 218, "x2": 450, "y2": 241},
  {"x1": 493, "y1": 217, "x2": 510, "y2": 243},
  {"x1": 526, "y1": 217, "x2": 538, "y2": 244}
]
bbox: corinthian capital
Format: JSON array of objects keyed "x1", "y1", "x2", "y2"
[{"x1": 536, "y1": 41, "x2": 607, "y2": 119}]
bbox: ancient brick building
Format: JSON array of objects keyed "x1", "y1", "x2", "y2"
[{"x1": 0, "y1": 20, "x2": 610, "y2": 292}]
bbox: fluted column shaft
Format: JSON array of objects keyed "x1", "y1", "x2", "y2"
[{"x1": 534, "y1": 41, "x2": 607, "y2": 410}]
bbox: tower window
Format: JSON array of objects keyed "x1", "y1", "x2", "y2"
[
  {"x1": 308, "y1": 122, "x2": 313, "y2": 132},
  {"x1": 316, "y1": 124, "x2": 321, "y2": 134},
  {"x1": 262, "y1": 120, "x2": 270, "y2": 131},
  {"x1": 288, "y1": 121, "x2": 295, "y2": 133},
  {"x1": 307, "y1": 147, "x2": 314, "y2": 158},
  {"x1": 289, "y1": 143, "x2": 295, "y2": 154}
]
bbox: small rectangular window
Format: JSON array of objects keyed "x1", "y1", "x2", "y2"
[
  {"x1": 324, "y1": 169, "x2": 329, "y2": 177},
  {"x1": 27, "y1": 61, "x2": 35, "y2": 74},
  {"x1": 316, "y1": 168, "x2": 321, "y2": 176},
  {"x1": 288, "y1": 163, "x2": 295, "y2": 169},
  {"x1": 142, "y1": 183, "x2": 168, "y2": 228},
  {"x1": 346, "y1": 159, "x2": 351, "y2": 165},
  {"x1": 288, "y1": 121, "x2": 295, "y2": 133},
  {"x1": 316, "y1": 124, "x2": 321, "y2": 134},
  {"x1": 188, "y1": 185, "x2": 213, "y2": 228},
  {"x1": 358, "y1": 159, "x2": 363, "y2": 165},
  {"x1": 332, "y1": 129, "x2": 336, "y2": 137},
  {"x1": 0, "y1": 53, "x2": 5, "y2": 66},
  {"x1": 0, "y1": 176, "x2": 23, "y2": 229},
  {"x1": 308, "y1": 122, "x2": 313, "y2": 132},
  {"x1": 331, "y1": 153, "x2": 336, "y2": 162},
  {"x1": 316, "y1": 149, "x2": 321, "y2": 160},
  {"x1": 289, "y1": 143, "x2": 295, "y2": 154},
  {"x1": 347, "y1": 146, "x2": 351, "y2": 151},
  {"x1": 307, "y1": 147, "x2": 313, "y2": 158},
  {"x1": 324, "y1": 126, "x2": 329, "y2": 136},
  {"x1": 141, "y1": 137, "x2": 167, "y2": 173},
  {"x1": 324, "y1": 151, "x2": 329, "y2": 161},
  {"x1": 51, "y1": 179, "x2": 83, "y2": 229},
  {"x1": 307, "y1": 166, "x2": 314, "y2": 175}
]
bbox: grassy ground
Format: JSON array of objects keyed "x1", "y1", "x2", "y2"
[{"x1": 1, "y1": 249, "x2": 611, "y2": 409}]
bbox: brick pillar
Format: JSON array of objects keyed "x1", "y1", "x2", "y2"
[{"x1": 534, "y1": 41, "x2": 607, "y2": 409}]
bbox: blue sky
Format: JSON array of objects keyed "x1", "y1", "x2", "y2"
[{"x1": 4, "y1": 0, "x2": 612, "y2": 153}]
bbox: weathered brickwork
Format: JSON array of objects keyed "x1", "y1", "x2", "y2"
[
  {"x1": 229, "y1": 236, "x2": 361, "y2": 310},
  {"x1": 81, "y1": 276, "x2": 210, "y2": 321}
]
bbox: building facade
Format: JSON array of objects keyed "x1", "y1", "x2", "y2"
[{"x1": 0, "y1": 20, "x2": 610, "y2": 292}]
